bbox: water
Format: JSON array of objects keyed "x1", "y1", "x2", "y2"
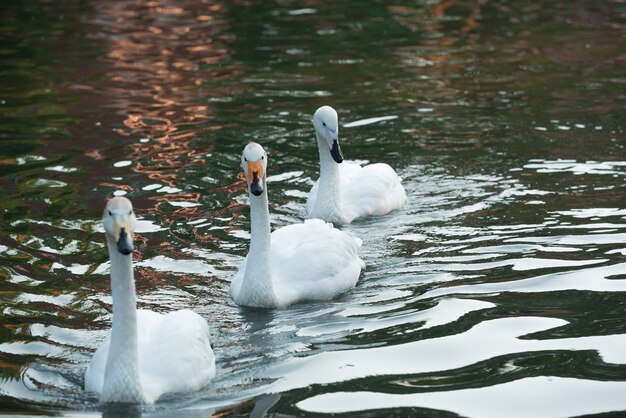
[{"x1": 1, "y1": 0, "x2": 625, "y2": 416}]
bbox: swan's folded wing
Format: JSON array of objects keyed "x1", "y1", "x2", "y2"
[
  {"x1": 306, "y1": 179, "x2": 321, "y2": 215},
  {"x1": 84, "y1": 331, "x2": 111, "y2": 394},
  {"x1": 229, "y1": 258, "x2": 247, "y2": 301},
  {"x1": 84, "y1": 310, "x2": 162, "y2": 396},
  {"x1": 270, "y1": 219, "x2": 364, "y2": 306},
  {"x1": 341, "y1": 162, "x2": 406, "y2": 221},
  {"x1": 138, "y1": 309, "x2": 215, "y2": 402}
]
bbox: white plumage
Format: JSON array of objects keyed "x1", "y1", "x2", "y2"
[
  {"x1": 85, "y1": 197, "x2": 215, "y2": 404},
  {"x1": 307, "y1": 105, "x2": 407, "y2": 224},
  {"x1": 230, "y1": 143, "x2": 365, "y2": 308}
]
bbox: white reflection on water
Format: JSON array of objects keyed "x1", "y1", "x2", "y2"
[
  {"x1": 556, "y1": 208, "x2": 626, "y2": 218},
  {"x1": 168, "y1": 201, "x2": 201, "y2": 208},
  {"x1": 418, "y1": 262, "x2": 626, "y2": 300},
  {"x1": 296, "y1": 298, "x2": 494, "y2": 337},
  {"x1": 509, "y1": 233, "x2": 626, "y2": 245},
  {"x1": 45, "y1": 165, "x2": 78, "y2": 173},
  {"x1": 523, "y1": 160, "x2": 626, "y2": 176},
  {"x1": 266, "y1": 316, "x2": 626, "y2": 393},
  {"x1": 0, "y1": 340, "x2": 69, "y2": 358},
  {"x1": 51, "y1": 262, "x2": 91, "y2": 275},
  {"x1": 14, "y1": 292, "x2": 76, "y2": 307},
  {"x1": 297, "y1": 376, "x2": 626, "y2": 417},
  {"x1": 397, "y1": 257, "x2": 606, "y2": 273},
  {"x1": 343, "y1": 115, "x2": 398, "y2": 128},
  {"x1": 30, "y1": 323, "x2": 96, "y2": 347}
]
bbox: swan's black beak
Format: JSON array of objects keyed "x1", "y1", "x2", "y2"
[
  {"x1": 250, "y1": 170, "x2": 264, "y2": 196},
  {"x1": 117, "y1": 228, "x2": 133, "y2": 255},
  {"x1": 330, "y1": 139, "x2": 343, "y2": 163}
]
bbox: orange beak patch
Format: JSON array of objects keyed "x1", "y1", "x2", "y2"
[{"x1": 247, "y1": 160, "x2": 263, "y2": 187}]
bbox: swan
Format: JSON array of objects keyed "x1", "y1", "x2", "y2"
[
  {"x1": 229, "y1": 142, "x2": 365, "y2": 308},
  {"x1": 307, "y1": 105, "x2": 407, "y2": 224},
  {"x1": 85, "y1": 197, "x2": 215, "y2": 404}
]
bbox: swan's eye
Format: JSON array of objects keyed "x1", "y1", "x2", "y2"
[
  {"x1": 244, "y1": 157, "x2": 247, "y2": 162},
  {"x1": 128, "y1": 210, "x2": 132, "y2": 215},
  {"x1": 322, "y1": 122, "x2": 327, "y2": 127},
  {"x1": 108, "y1": 210, "x2": 112, "y2": 216},
  {"x1": 261, "y1": 155, "x2": 264, "y2": 160}
]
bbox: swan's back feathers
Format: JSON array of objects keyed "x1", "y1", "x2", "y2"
[
  {"x1": 85, "y1": 332, "x2": 110, "y2": 395},
  {"x1": 340, "y1": 161, "x2": 407, "y2": 222},
  {"x1": 307, "y1": 160, "x2": 406, "y2": 224},
  {"x1": 139, "y1": 309, "x2": 215, "y2": 402},
  {"x1": 229, "y1": 264, "x2": 245, "y2": 303},
  {"x1": 270, "y1": 219, "x2": 364, "y2": 306},
  {"x1": 85, "y1": 309, "x2": 215, "y2": 403},
  {"x1": 306, "y1": 181, "x2": 321, "y2": 216},
  {"x1": 231, "y1": 219, "x2": 364, "y2": 308}
]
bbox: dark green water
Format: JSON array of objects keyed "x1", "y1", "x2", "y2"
[{"x1": 1, "y1": 1, "x2": 625, "y2": 417}]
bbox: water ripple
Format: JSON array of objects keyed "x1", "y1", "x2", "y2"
[
  {"x1": 298, "y1": 377, "x2": 626, "y2": 417},
  {"x1": 268, "y1": 316, "x2": 625, "y2": 393}
]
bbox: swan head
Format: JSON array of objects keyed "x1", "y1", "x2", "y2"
[
  {"x1": 313, "y1": 105, "x2": 343, "y2": 163},
  {"x1": 242, "y1": 142, "x2": 267, "y2": 197},
  {"x1": 103, "y1": 197, "x2": 137, "y2": 255}
]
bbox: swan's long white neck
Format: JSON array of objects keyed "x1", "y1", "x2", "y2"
[
  {"x1": 313, "y1": 132, "x2": 344, "y2": 224},
  {"x1": 237, "y1": 185, "x2": 278, "y2": 308},
  {"x1": 100, "y1": 237, "x2": 145, "y2": 403}
]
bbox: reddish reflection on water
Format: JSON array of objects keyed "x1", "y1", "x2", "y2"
[{"x1": 89, "y1": 0, "x2": 241, "y2": 219}]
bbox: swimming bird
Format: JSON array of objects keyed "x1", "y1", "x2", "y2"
[
  {"x1": 307, "y1": 105, "x2": 407, "y2": 224},
  {"x1": 230, "y1": 142, "x2": 365, "y2": 308},
  {"x1": 85, "y1": 197, "x2": 215, "y2": 404}
]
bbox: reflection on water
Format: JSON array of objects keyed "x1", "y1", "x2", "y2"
[
  {"x1": 1, "y1": 0, "x2": 625, "y2": 416},
  {"x1": 298, "y1": 376, "x2": 626, "y2": 417},
  {"x1": 92, "y1": 0, "x2": 235, "y2": 219}
]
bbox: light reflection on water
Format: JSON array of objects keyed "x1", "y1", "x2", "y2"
[
  {"x1": 0, "y1": 0, "x2": 625, "y2": 417},
  {"x1": 297, "y1": 377, "x2": 626, "y2": 417},
  {"x1": 265, "y1": 316, "x2": 626, "y2": 391}
]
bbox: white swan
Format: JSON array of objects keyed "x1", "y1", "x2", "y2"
[
  {"x1": 230, "y1": 142, "x2": 365, "y2": 308},
  {"x1": 307, "y1": 105, "x2": 407, "y2": 224},
  {"x1": 85, "y1": 197, "x2": 215, "y2": 404}
]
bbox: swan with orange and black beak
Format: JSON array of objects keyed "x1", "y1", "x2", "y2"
[
  {"x1": 242, "y1": 143, "x2": 267, "y2": 197},
  {"x1": 231, "y1": 142, "x2": 364, "y2": 308}
]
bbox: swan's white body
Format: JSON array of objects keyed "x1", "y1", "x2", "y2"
[
  {"x1": 229, "y1": 143, "x2": 364, "y2": 308},
  {"x1": 307, "y1": 161, "x2": 407, "y2": 224},
  {"x1": 85, "y1": 197, "x2": 215, "y2": 404},
  {"x1": 307, "y1": 106, "x2": 407, "y2": 224}
]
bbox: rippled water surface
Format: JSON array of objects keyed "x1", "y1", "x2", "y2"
[{"x1": 1, "y1": 1, "x2": 625, "y2": 417}]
